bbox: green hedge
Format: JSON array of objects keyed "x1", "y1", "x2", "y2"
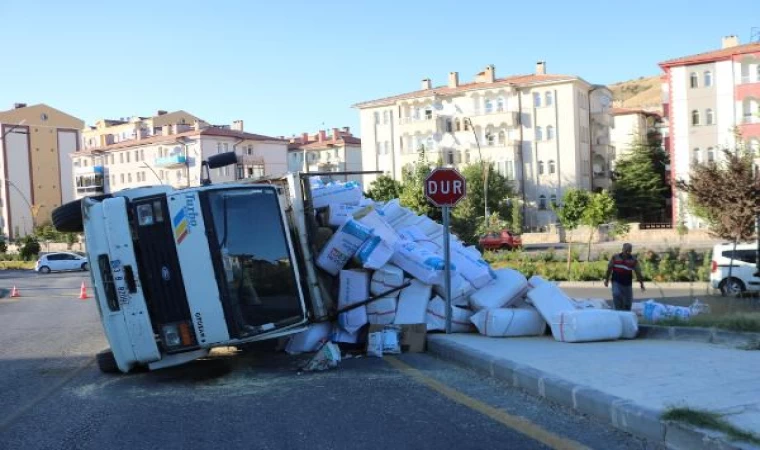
[
  {"x1": 485, "y1": 247, "x2": 712, "y2": 282},
  {"x1": 0, "y1": 261, "x2": 36, "y2": 270}
]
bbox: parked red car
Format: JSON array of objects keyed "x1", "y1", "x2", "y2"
[{"x1": 479, "y1": 230, "x2": 522, "y2": 251}]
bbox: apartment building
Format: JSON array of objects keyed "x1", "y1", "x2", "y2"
[
  {"x1": 610, "y1": 108, "x2": 663, "y2": 158},
  {"x1": 72, "y1": 119, "x2": 288, "y2": 198},
  {"x1": 0, "y1": 103, "x2": 83, "y2": 238},
  {"x1": 660, "y1": 35, "x2": 760, "y2": 228},
  {"x1": 354, "y1": 63, "x2": 613, "y2": 228},
  {"x1": 81, "y1": 110, "x2": 205, "y2": 149},
  {"x1": 287, "y1": 127, "x2": 362, "y2": 179}
]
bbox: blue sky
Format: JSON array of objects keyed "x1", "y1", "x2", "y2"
[{"x1": 1, "y1": 0, "x2": 757, "y2": 137}]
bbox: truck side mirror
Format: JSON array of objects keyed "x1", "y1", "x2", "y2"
[{"x1": 201, "y1": 152, "x2": 238, "y2": 186}]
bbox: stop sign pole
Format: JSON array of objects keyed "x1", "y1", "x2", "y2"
[{"x1": 425, "y1": 168, "x2": 467, "y2": 334}]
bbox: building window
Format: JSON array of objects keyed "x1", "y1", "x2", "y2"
[
  {"x1": 704, "y1": 71, "x2": 713, "y2": 87},
  {"x1": 496, "y1": 97, "x2": 504, "y2": 112},
  {"x1": 127, "y1": 173, "x2": 132, "y2": 183},
  {"x1": 498, "y1": 130, "x2": 506, "y2": 146},
  {"x1": 538, "y1": 161, "x2": 545, "y2": 175},
  {"x1": 445, "y1": 118, "x2": 453, "y2": 133},
  {"x1": 247, "y1": 145, "x2": 253, "y2": 155},
  {"x1": 550, "y1": 194, "x2": 557, "y2": 208},
  {"x1": 533, "y1": 92, "x2": 541, "y2": 107},
  {"x1": 692, "y1": 148, "x2": 701, "y2": 165},
  {"x1": 424, "y1": 107, "x2": 433, "y2": 120},
  {"x1": 375, "y1": 143, "x2": 381, "y2": 155},
  {"x1": 384, "y1": 141, "x2": 389, "y2": 155},
  {"x1": 484, "y1": 99, "x2": 493, "y2": 114},
  {"x1": 536, "y1": 126, "x2": 543, "y2": 141},
  {"x1": 223, "y1": 143, "x2": 228, "y2": 151},
  {"x1": 705, "y1": 108, "x2": 714, "y2": 125},
  {"x1": 109, "y1": 154, "x2": 114, "y2": 164},
  {"x1": 119, "y1": 153, "x2": 124, "y2": 164},
  {"x1": 707, "y1": 147, "x2": 715, "y2": 162},
  {"x1": 750, "y1": 139, "x2": 760, "y2": 156},
  {"x1": 126, "y1": 152, "x2": 130, "y2": 163},
  {"x1": 486, "y1": 131, "x2": 495, "y2": 146},
  {"x1": 548, "y1": 160, "x2": 556, "y2": 174},
  {"x1": 383, "y1": 111, "x2": 389, "y2": 125},
  {"x1": 374, "y1": 112, "x2": 380, "y2": 125},
  {"x1": 216, "y1": 143, "x2": 222, "y2": 154},
  {"x1": 547, "y1": 125, "x2": 555, "y2": 140},
  {"x1": 140, "y1": 149, "x2": 144, "y2": 161},
  {"x1": 538, "y1": 195, "x2": 547, "y2": 210},
  {"x1": 463, "y1": 119, "x2": 470, "y2": 131},
  {"x1": 120, "y1": 174, "x2": 124, "y2": 183},
  {"x1": 455, "y1": 118, "x2": 462, "y2": 132},
  {"x1": 691, "y1": 110, "x2": 700, "y2": 126},
  {"x1": 545, "y1": 91, "x2": 553, "y2": 106},
  {"x1": 690, "y1": 72, "x2": 699, "y2": 88}
]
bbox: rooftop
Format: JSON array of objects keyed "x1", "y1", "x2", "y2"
[
  {"x1": 610, "y1": 107, "x2": 662, "y2": 117},
  {"x1": 353, "y1": 72, "x2": 582, "y2": 109},
  {"x1": 76, "y1": 127, "x2": 285, "y2": 154},
  {"x1": 659, "y1": 42, "x2": 760, "y2": 68}
]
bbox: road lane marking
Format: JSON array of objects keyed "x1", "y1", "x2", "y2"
[
  {"x1": 0, "y1": 357, "x2": 94, "y2": 432},
  {"x1": 385, "y1": 356, "x2": 590, "y2": 450}
]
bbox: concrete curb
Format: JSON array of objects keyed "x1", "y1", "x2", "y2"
[
  {"x1": 426, "y1": 336, "x2": 756, "y2": 450},
  {"x1": 556, "y1": 281, "x2": 712, "y2": 290},
  {"x1": 638, "y1": 325, "x2": 760, "y2": 348}
]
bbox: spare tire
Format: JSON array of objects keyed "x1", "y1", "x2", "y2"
[{"x1": 52, "y1": 194, "x2": 111, "y2": 233}]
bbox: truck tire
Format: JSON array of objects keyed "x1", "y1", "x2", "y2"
[
  {"x1": 96, "y1": 349, "x2": 120, "y2": 374},
  {"x1": 52, "y1": 195, "x2": 111, "y2": 233}
]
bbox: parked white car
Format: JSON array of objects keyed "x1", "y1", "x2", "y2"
[
  {"x1": 709, "y1": 242, "x2": 760, "y2": 294},
  {"x1": 35, "y1": 252, "x2": 90, "y2": 274}
]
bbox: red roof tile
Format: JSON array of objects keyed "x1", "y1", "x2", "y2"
[
  {"x1": 289, "y1": 135, "x2": 361, "y2": 151},
  {"x1": 353, "y1": 73, "x2": 581, "y2": 108},
  {"x1": 659, "y1": 42, "x2": 760, "y2": 68},
  {"x1": 611, "y1": 107, "x2": 662, "y2": 117}
]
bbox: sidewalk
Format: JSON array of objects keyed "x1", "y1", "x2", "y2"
[{"x1": 427, "y1": 334, "x2": 760, "y2": 449}]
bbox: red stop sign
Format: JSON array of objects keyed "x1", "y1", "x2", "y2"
[{"x1": 425, "y1": 168, "x2": 467, "y2": 207}]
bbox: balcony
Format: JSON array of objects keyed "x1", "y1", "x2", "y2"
[
  {"x1": 154, "y1": 155, "x2": 187, "y2": 168},
  {"x1": 397, "y1": 117, "x2": 437, "y2": 135},
  {"x1": 74, "y1": 165, "x2": 104, "y2": 176},
  {"x1": 467, "y1": 111, "x2": 519, "y2": 129}
]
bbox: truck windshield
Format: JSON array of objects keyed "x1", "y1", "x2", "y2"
[{"x1": 205, "y1": 187, "x2": 303, "y2": 335}]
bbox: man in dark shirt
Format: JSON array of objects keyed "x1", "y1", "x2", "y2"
[{"x1": 604, "y1": 243, "x2": 645, "y2": 311}]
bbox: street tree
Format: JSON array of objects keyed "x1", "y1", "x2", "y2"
[
  {"x1": 451, "y1": 163, "x2": 513, "y2": 244},
  {"x1": 399, "y1": 159, "x2": 438, "y2": 220},
  {"x1": 677, "y1": 148, "x2": 760, "y2": 294},
  {"x1": 581, "y1": 190, "x2": 618, "y2": 261},
  {"x1": 554, "y1": 189, "x2": 591, "y2": 269},
  {"x1": 510, "y1": 197, "x2": 523, "y2": 234},
  {"x1": 365, "y1": 175, "x2": 401, "y2": 203},
  {"x1": 611, "y1": 137, "x2": 669, "y2": 222}
]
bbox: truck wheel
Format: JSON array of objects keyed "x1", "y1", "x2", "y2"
[
  {"x1": 52, "y1": 195, "x2": 111, "y2": 233},
  {"x1": 96, "y1": 349, "x2": 120, "y2": 374}
]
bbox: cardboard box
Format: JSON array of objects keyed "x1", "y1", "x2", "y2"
[{"x1": 368, "y1": 323, "x2": 426, "y2": 353}]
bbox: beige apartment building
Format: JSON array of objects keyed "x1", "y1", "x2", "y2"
[
  {"x1": 72, "y1": 117, "x2": 288, "y2": 197},
  {"x1": 354, "y1": 63, "x2": 613, "y2": 229},
  {"x1": 660, "y1": 36, "x2": 760, "y2": 228},
  {"x1": 0, "y1": 103, "x2": 83, "y2": 238},
  {"x1": 287, "y1": 127, "x2": 362, "y2": 181},
  {"x1": 610, "y1": 108, "x2": 663, "y2": 159}
]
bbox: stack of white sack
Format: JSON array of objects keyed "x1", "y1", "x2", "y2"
[
  {"x1": 391, "y1": 240, "x2": 454, "y2": 288},
  {"x1": 426, "y1": 296, "x2": 474, "y2": 332},
  {"x1": 336, "y1": 269, "x2": 369, "y2": 337},
  {"x1": 634, "y1": 299, "x2": 705, "y2": 322},
  {"x1": 316, "y1": 219, "x2": 374, "y2": 276},
  {"x1": 395, "y1": 279, "x2": 433, "y2": 325},
  {"x1": 433, "y1": 273, "x2": 474, "y2": 307},
  {"x1": 311, "y1": 181, "x2": 363, "y2": 209}
]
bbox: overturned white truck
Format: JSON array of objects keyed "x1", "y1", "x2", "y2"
[{"x1": 52, "y1": 152, "x2": 372, "y2": 373}]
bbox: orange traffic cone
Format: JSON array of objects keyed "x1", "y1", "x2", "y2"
[
  {"x1": 78, "y1": 282, "x2": 89, "y2": 300},
  {"x1": 10, "y1": 286, "x2": 19, "y2": 298}
]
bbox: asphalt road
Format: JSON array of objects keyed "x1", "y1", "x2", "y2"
[{"x1": 0, "y1": 271, "x2": 658, "y2": 450}]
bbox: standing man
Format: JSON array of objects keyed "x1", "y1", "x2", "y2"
[{"x1": 604, "y1": 243, "x2": 645, "y2": 311}]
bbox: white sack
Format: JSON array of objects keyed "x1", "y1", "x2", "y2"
[
  {"x1": 327, "y1": 204, "x2": 363, "y2": 227},
  {"x1": 526, "y1": 282, "x2": 576, "y2": 324},
  {"x1": 394, "y1": 279, "x2": 432, "y2": 325},
  {"x1": 285, "y1": 322, "x2": 332, "y2": 354},
  {"x1": 469, "y1": 268, "x2": 528, "y2": 311},
  {"x1": 316, "y1": 219, "x2": 373, "y2": 276},
  {"x1": 367, "y1": 296, "x2": 397, "y2": 325},
  {"x1": 330, "y1": 327, "x2": 360, "y2": 344},
  {"x1": 370, "y1": 264, "x2": 405, "y2": 296},
  {"x1": 550, "y1": 309, "x2": 623, "y2": 343},
  {"x1": 337, "y1": 269, "x2": 369, "y2": 334},
  {"x1": 312, "y1": 182, "x2": 363, "y2": 209},
  {"x1": 355, "y1": 236, "x2": 394, "y2": 270},
  {"x1": 391, "y1": 240, "x2": 452, "y2": 287},
  {"x1": 417, "y1": 216, "x2": 441, "y2": 236},
  {"x1": 527, "y1": 275, "x2": 551, "y2": 289},
  {"x1": 426, "y1": 296, "x2": 474, "y2": 332},
  {"x1": 615, "y1": 311, "x2": 639, "y2": 339},
  {"x1": 470, "y1": 308, "x2": 546, "y2": 337},
  {"x1": 449, "y1": 243, "x2": 494, "y2": 289},
  {"x1": 433, "y1": 273, "x2": 475, "y2": 307},
  {"x1": 355, "y1": 209, "x2": 400, "y2": 246},
  {"x1": 397, "y1": 226, "x2": 428, "y2": 243},
  {"x1": 391, "y1": 213, "x2": 425, "y2": 231},
  {"x1": 380, "y1": 199, "x2": 411, "y2": 224},
  {"x1": 572, "y1": 298, "x2": 610, "y2": 310}
]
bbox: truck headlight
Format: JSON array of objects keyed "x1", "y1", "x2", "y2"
[{"x1": 162, "y1": 324, "x2": 182, "y2": 347}]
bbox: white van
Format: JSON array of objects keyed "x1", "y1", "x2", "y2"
[{"x1": 709, "y1": 242, "x2": 760, "y2": 294}]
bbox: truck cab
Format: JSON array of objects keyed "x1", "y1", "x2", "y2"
[{"x1": 53, "y1": 154, "x2": 337, "y2": 373}]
